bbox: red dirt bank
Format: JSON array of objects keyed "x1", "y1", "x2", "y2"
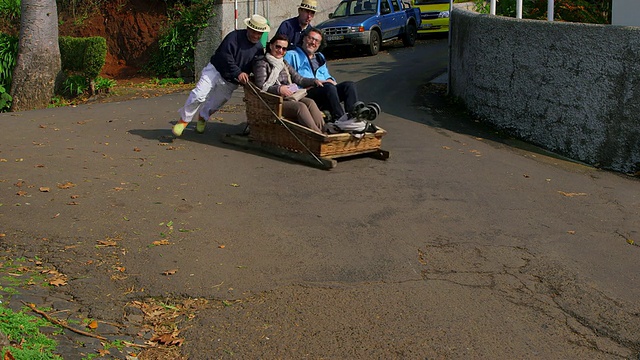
[{"x1": 58, "y1": 0, "x2": 168, "y2": 80}]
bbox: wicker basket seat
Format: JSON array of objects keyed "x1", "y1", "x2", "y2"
[{"x1": 243, "y1": 83, "x2": 387, "y2": 159}]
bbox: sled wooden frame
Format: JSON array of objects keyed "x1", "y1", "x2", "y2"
[{"x1": 222, "y1": 84, "x2": 389, "y2": 170}]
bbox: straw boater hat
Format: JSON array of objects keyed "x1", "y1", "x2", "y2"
[
  {"x1": 299, "y1": 0, "x2": 317, "y2": 12},
  {"x1": 244, "y1": 14, "x2": 270, "y2": 33}
]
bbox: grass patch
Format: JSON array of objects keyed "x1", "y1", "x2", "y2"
[{"x1": 0, "y1": 306, "x2": 63, "y2": 360}]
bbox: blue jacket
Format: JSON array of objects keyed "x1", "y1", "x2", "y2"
[{"x1": 284, "y1": 47, "x2": 335, "y2": 82}]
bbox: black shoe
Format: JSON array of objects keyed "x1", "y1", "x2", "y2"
[
  {"x1": 355, "y1": 106, "x2": 371, "y2": 121},
  {"x1": 321, "y1": 110, "x2": 333, "y2": 122},
  {"x1": 366, "y1": 102, "x2": 380, "y2": 121}
]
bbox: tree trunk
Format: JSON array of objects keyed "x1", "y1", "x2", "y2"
[{"x1": 10, "y1": 0, "x2": 61, "y2": 111}]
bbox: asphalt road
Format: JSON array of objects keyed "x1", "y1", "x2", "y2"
[{"x1": 1, "y1": 37, "x2": 639, "y2": 359}]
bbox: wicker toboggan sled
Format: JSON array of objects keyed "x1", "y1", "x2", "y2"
[{"x1": 222, "y1": 82, "x2": 389, "y2": 169}]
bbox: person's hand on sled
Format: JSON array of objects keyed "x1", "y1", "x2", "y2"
[{"x1": 237, "y1": 72, "x2": 250, "y2": 85}]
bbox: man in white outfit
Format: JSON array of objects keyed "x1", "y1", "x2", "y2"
[{"x1": 172, "y1": 14, "x2": 269, "y2": 136}]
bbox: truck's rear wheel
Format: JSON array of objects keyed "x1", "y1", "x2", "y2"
[
  {"x1": 367, "y1": 31, "x2": 380, "y2": 55},
  {"x1": 402, "y1": 22, "x2": 417, "y2": 47}
]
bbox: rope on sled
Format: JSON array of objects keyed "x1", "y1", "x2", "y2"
[{"x1": 245, "y1": 82, "x2": 324, "y2": 166}]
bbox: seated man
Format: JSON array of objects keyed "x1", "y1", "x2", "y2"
[{"x1": 284, "y1": 28, "x2": 359, "y2": 122}]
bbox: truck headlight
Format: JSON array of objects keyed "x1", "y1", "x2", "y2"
[{"x1": 438, "y1": 11, "x2": 450, "y2": 18}]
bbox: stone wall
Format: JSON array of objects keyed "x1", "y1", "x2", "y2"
[{"x1": 449, "y1": 8, "x2": 640, "y2": 173}]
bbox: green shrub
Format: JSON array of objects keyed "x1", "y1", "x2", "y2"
[
  {"x1": 94, "y1": 76, "x2": 116, "y2": 92},
  {"x1": 153, "y1": 77, "x2": 185, "y2": 86},
  {"x1": 527, "y1": 0, "x2": 611, "y2": 23},
  {"x1": 147, "y1": 0, "x2": 215, "y2": 77},
  {"x1": 0, "y1": 0, "x2": 20, "y2": 29},
  {"x1": 63, "y1": 75, "x2": 88, "y2": 96},
  {"x1": 56, "y1": 0, "x2": 108, "y2": 25},
  {"x1": 59, "y1": 36, "x2": 107, "y2": 80},
  {"x1": 474, "y1": 0, "x2": 611, "y2": 24},
  {"x1": 0, "y1": 84, "x2": 11, "y2": 111},
  {"x1": 0, "y1": 32, "x2": 17, "y2": 91}
]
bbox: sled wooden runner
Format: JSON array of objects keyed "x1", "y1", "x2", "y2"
[{"x1": 221, "y1": 83, "x2": 389, "y2": 170}]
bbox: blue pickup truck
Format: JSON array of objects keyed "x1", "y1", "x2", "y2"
[{"x1": 316, "y1": 0, "x2": 421, "y2": 55}]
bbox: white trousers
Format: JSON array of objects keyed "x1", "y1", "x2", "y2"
[{"x1": 179, "y1": 63, "x2": 238, "y2": 122}]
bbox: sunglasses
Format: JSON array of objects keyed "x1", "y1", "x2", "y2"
[{"x1": 273, "y1": 44, "x2": 287, "y2": 51}]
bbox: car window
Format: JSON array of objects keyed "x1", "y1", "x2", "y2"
[
  {"x1": 381, "y1": 0, "x2": 391, "y2": 14},
  {"x1": 332, "y1": 1, "x2": 349, "y2": 17},
  {"x1": 391, "y1": 0, "x2": 400, "y2": 12},
  {"x1": 354, "y1": 0, "x2": 377, "y2": 14},
  {"x1": 414, "y1": 0, "x2": 448, "y2": 4}
]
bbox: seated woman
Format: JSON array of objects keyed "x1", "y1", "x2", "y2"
[{"x1": 253, "y1": 34, "x2": 325, "y2": 133}]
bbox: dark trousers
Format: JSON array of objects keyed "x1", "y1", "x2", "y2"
[{"x1": 307, "y1": 81, "x2": 358, "y2": 120}]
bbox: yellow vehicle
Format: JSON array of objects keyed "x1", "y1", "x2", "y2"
[{"x1": 413, "y1": 0, "x2": 450, "y2": 33}]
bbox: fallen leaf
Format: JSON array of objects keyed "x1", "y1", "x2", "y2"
[
  {"x1": 57, "y1": 182, "x2": 76, "y2": 189},
  {"x1": 0, "y1": 158, "x2": 7, "y2": 162},
  {"x1": 627, "y1": 239, "x2": 635, "y2": 245},
  {"x1": 67, "y1": 201, "x2": 79, "y2": 205},
  {"x1": 14, "y1": 180, "x2": 24, "y2": 187},
  {"x1": 218, "y1": 245, "x2": 225, "y2": 249},
  {"x1": 97, "y1": 240, "x2": 118, "y2": 247},
  {"x1": 49, "y1": 278, "x2": 67, "y2": 286},
  {"x1": 39, "y1": 187, "x2": 50, "y2": 192},
  {"x1": 523, "y1": 174, "x2": 530, "y2": 178},
  {"x1": 0, "y1": 234, "x2": 5, "y2": 238},
  {"x1": 16, "y1": 191, "x2": 27, "y2": 196},
  {"x1": 52, "y1": 213, "x2": 60, "y2": 219},
  {"x1": 567, "y1": 230, "x2": 576, "y2": 234},
  {"x1": 97, "y1": 349, "x2": 110, "y2": 356},
  {"x1": 35, "y1": 164, "x2": 45, "y2": 168},
  {"x1": 152, "y1": 240, "x2": 170, "y2": 246},
  {"x1": 113, "y1": 187, "x2": 124, "y2": 191},
  {"x1": 87, "y1": 320, "x2": 98, "y2": 329},
  {"x1": 558, "y1": 191, "x2": 587, "y2": 197},
  {"x1": 230, "y1": 183, "x2": 239, "y2": 187},
  {"x1": 39, "y1": 124, "x2": 47, "y2": 128},
  {"x1": 151, "y1": 333, "x2": 184, "y2": 346},
  {"x1": 133, "y1": 147, "x2": 141, "y2": 152},
  {"x1": 162, "y1": 269, "x2": 178, "y2": 276},
  {"x1": 442, "y1": 146, "x2": 451, "y2": 150},
  {"x1": 4, "y1": 349, "x2": 15, "y2": 360},
  {"x1": 70, "y1": 195, "x2": 79, "y2": 199}
]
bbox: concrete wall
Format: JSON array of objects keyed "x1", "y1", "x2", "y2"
[
  {"x1": 194, "y1": 0, "x2": 340, "y2": 77},
  {"x1": 449, "y1": 8, "x2": 640, "y2": 173}
]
